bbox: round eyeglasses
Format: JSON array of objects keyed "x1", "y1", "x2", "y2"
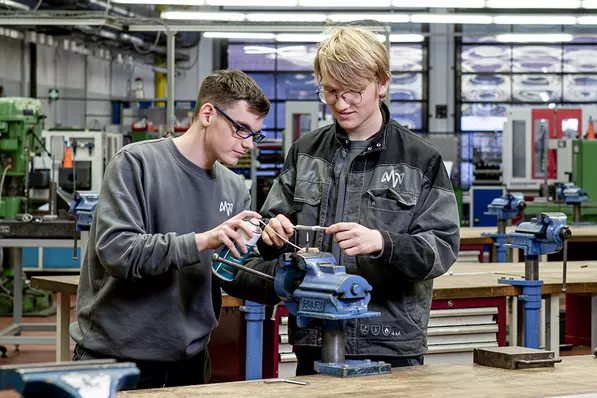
[{"x1": 316, "y1": 89, "x2": 364, "y2": 106}]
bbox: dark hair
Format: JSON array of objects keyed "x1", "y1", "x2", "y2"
[{"x1": 194, "y1": 69, "x2": 270, "y2": 120}]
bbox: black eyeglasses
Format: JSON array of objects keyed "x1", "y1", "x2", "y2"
[{"x1": 215, "y1": 106, "x2": 265, "y2": 143}]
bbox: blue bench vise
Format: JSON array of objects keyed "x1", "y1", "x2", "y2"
[
  {"x1": 0, "y1": 359, "x2": 139, "y2": 397},
  {"x1": 556, "y1": 183, "x2": 590, "y2": 224},
  {"x1": 68, "y1": 191, "x2": 99, "y2": 260},
  {"x1": 274, "y1": 251, "x2": 391, "y2": 378},
  {"x1": 502, "y1": 212, "x2": 571, "y2": 349},
  {"x1": 483, "y1": 193, "x2": 526, "y2": 262}
]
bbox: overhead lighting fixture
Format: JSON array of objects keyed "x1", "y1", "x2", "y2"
[
  {"x1": 246, "y1": 13, "x2": 327, "y2": 22},
  {"x1": 298, "y1": 0, "x2": 390, "y2": 5},
  {"x1": 0, "y1": 17, "x2": 109, "y2": 26},
  {"x1": 0, "y1": 0, "x2": 30, "y2": 10},
  {"x1": 410, "y1": 13, "x2": 492, "y2": 24},
  {"x1": 160, "y1": 11, "x2": 246, "y2": 21},
  {"x1": 274, "y1": 32, "x2": 424, "y2": 43},
  {"x1": 206, "y1": 0, "x2": 297, "y2": 5},
  {"x1": 496, "y1": 33, "x2": 574, "y2": 43},
  {"x1": 393, "y1": 0, "x2": 485, "y2": 7},
  {"x1": 488, "y1": 0, "x2": 581, "y2": 7},
  {"x1": 494, "y1": 15, "x2": 577, "y2": 25},
  {"x1": 203, "y1": 31, "x2": 276, "y2": 39},
  {"x1": 113, "y1": 0, "x2": 204, "y2": 3},
  {"x1": 328, "y1": 13, "x2": 409, "y2": 23},
  {"x1": 577, "y1": 16, "x2": 597, "y2": 24},
  {"x1": 389, "y1": 33, "x2": 425, "y2": 42},
  {"x1": 583, "y1": 0, "x2": 597, "y2": 8}
]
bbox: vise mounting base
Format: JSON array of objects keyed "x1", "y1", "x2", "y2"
[
  {"x1": 314, "y1": 359, "x2": 391, "y2": 378},
  {"x1": 473, "y1": 346, "x2": 561, "y2": 370}
]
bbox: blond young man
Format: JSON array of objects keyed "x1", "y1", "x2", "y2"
[
  {"x1": 226, "y1": 27, "x2": 460, "y2": 373},
  {"x1": 71, "y1": 70, "x2": 269, "y2": 388}
]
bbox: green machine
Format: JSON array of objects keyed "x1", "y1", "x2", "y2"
[
  {"x1": 574, "y1": 139, "x2": 597, "y2": 200},
  {"x1": 0, "y1": 98, "x2": 51, "y2": 318},
  {"x1": 0, "y1": 97, "x2": 44, "y2": 219}
]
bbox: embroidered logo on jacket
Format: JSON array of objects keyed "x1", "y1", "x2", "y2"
[
  {"x1": 381, "y1": 168, "x2": 404, "y2": 188},
  {"x1": 219, "y1": 201, "x2": 234, "y2": 216}
]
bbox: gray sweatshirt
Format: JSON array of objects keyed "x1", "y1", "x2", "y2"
[{"x1": 70, "y1": 137, "x2": 251, "y2": 361}]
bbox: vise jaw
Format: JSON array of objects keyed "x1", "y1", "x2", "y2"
[
  {"x1": 485, "y1": 193, "x2": 526, "y2": 220},
  {"x1": 274, "y1": 252, "x2": 380, "y2": 328},
  {"x1": 0, "y1": 359, "x2": 139, "y2": 398}
]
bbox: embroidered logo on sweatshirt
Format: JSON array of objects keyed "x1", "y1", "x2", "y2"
[
  {"x1": 381, "y1": 168, "x2": 404, "y2": 188},
  {"x1": 219, "y1": 201, "x2": 234, "y2": 216}
]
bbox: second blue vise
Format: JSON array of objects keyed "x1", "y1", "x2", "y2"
[
  {"x1": 69, "y1": 191, "x2": 99, "y2": 232},
  {"x1": 274, "y1": 251, "x2": 380, "y2": 328}
]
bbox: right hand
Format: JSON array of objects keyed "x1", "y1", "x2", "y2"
[
  {"x1": 195, "y1": 210, "x2": 262, "y2": 258},
  {"x1": 261, "y1": 214, "x2": 294, "y2": 248}
]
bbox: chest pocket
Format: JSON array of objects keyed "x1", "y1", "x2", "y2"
[
  {"x1": 293, "y1": 180, "x2": 323, "y2": 241},
  {"x1": 365, "y1": 188, "x2": 418, "y2": 232}
]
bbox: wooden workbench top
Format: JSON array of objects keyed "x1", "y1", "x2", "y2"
[
  {"x1": 119, "y1": 355, "x2": 597, "y2": 398},
  {"x1": 460, "y1": 224, "x2": 597, "y2": 244}
]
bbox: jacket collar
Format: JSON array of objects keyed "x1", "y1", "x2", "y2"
[{"x1": 333, "y1": 101, "x2": 390, "y2": 154}]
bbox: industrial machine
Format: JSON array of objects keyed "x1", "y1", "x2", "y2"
[
  {"x1": 502, "y1": 212, "x2": 571, "y2": 349},
  {"x1": 212, "y1": 249, "x2": 391, "y2": 378},
  {"x1": 483, "y1": 192, "x2": 526, "y2": 262},
  {"x1": 502, "y1": 107, "x2": 597, "y2": 192},
  {"x1": 0, "y1": 360, "x2": 140, "y2": 397},
  {"x1": 0, "y1": 98, "x2": 45, "y2": 219}
]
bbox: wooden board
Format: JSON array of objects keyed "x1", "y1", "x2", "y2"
[
  {"x1": 30, "y1": 275, "x2": 244, "y2": 308},
  {"x1": 119, "y1": 355, "x2": 597, "y2": 398},
  {"x1": 459, "y1": 225, "x2": 597, "y2": 245}
]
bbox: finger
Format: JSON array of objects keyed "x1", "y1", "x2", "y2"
[
  {"x1": 261, "y1": 229, "x2": 274, "y2": 246},
  {"x1": 326, "y1": 222, "x2": 353, "y2": 235},
  {"x1": 267, "y1": 219, "x2": 288, "y2": 246},
  {"x1": 220, "y1": 233, "x2": 241, "y2": 258},
  {"x1": 239, "y1": 210, "x2": 262, "y2": 220},
  {"x1": 264, "y1": 226, "x2": 285, "y2": 247},
  {"x1": 222, "y1": 228, "x2": 247, "y2": 256},
  {"x1": 276, "y1": 215, "x2": 295, "y2": 235},
  {"x1": 339, "y1": 238, "x2": 359, "y2": 251},
  {"x1": 333, "y1": 230, "x2": 355, "y2": 243},
  {"x1": 344, "y1": 246, "x2": 362, "y2": 257}
]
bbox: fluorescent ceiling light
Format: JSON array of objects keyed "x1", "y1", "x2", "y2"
[
  {"x1": 203, "y1": 31, "x2": 275, "y2": 39},
  {"x1": 160, "y1": 11, "x2": 246, "y2": 21},
  {"x1": 275, "y1": 33, "x2": 424, "y2": 43},
  {"x1": 393, "y1": 0, "x2": 485, "y2": 7},
  {"x1": 487, "y1": 0, "x2": 581, "y2": 7},
  {"x1": 494, "y1": 15, "x2": 576, "y2": 25},
  {"x1": 0, "y1": 0, "x2": 30, "y2": 10},
  {"x1": 328, "y1": 13, "x2": 409, "y2": 23},
  {"x1": 275, "y1": 33, "x2": 326, "y2": 42},
  {"x1": 298, "y1": 0, "x2": 390, "y2": 6},
  {"x1": 410, "y1": 13, "x2": 492, "y2": 24},
  {"x1": 113, "y1": 0, "x2": 204, "y2": 3},
  {"x1": 584, "y1": 0, "x2": 597, "y2": 8},
  {"x1": 0, "y1": 17, "x2": 108, "y2": 25},
  {"x1": 496, "y1": 33, "x2": 574, "y2": 43},
  {"x1": 247, "y1": 13, "x2": 327, "y2": 22},
  {"x1": 577, "y1": 16, "x2": 597, "y2": 24},
  {"x1": 206, "y1": 0, "x2": 296, "y2": 4}
]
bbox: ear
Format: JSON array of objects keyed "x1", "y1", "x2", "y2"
[
  {"x1": 197, "y1": 103, "x2": 216, "y2": 126},
  {"x1": 377, "y1": 75, "x2": 391, "y2": 98}
]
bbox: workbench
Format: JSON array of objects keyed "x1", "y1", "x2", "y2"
[
  {"x1": 118, "y1": 355, "x2": 597, "y2": 398},
  {"x1": 28, "y1": 275, "x2": 243, "y2": 363}
]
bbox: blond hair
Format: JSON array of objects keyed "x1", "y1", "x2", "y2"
[{"x1": 314, "y1": 26, "x2": 390, "y2": 95}]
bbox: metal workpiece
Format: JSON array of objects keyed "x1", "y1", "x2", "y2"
[
  {"x1": 210, "y1": 254, "x2": 275, "y2": 282},
  {"x1": 293, "y1": 225, "x2": 328, "y2": 232},
  {"x1": 474, "y1": 347, "x2": 560, "y2": 370}
]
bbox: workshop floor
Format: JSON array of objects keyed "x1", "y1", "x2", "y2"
[{"x1": 0, "y1": 295, "x2": 591, "y2": 397}]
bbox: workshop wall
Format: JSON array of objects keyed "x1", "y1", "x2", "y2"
[
  {"x1": 0, "y1": 35, "x2": 156, "y2": 129},
  {"x1": 175, "y1": 37, "x2": 214, "y2": 101}
]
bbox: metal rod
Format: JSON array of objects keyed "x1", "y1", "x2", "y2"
[
  {"x1": 525, "y1": 257, "x2": 539, "y2": 281},
  {"x1": 211, "y1": 254, "x2": 275, "y2": 282},
  {"x1": 497, "y1": 219, "x2": 507, "y2": 235},
  {"x1": 562, "y1": 239, "x2": 568, "y2": 292},
  {"x1": 294, "y1": 225, "x2": 327, "y2": 232},
  {"x1": 321, "y1": 320, "x2": 345, "y2": 364},
  {"x1": 573, "y1": 204, "x2": 581, "y2": 224},
  {"x1": 166, "y1": 30, "x2": 176, "y2": 133}
]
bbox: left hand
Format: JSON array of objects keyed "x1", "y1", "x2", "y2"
[{"x1": 325, "y1": 222, "x2": 383, "y2": 256}]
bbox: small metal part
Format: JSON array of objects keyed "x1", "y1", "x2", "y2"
[
  {"x1": 474, "y1": 347, "x2": 560, "y2": 370},
  {"x1": 293, "y1": 225, "x2": 328, "y2": 232},
  {"x1": 263, "y1": 379, "x2": 309, "y2": 386}
]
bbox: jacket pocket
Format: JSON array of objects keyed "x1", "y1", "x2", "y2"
[
  {"x1": 293, "y1": 180, "x2": 323, "y2": 246},
  {"x1": 364, "y1": 188, "x2": 417, "y2": 231}
]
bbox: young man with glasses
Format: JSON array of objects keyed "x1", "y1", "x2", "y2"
[
  {"x1": 225, "y1": 27, "x2": 460, "y2": 373},
  {"x1": 70, "y1": 69, "x2": 269, "y2": 389}
]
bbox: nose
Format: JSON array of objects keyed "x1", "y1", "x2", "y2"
[
  {"x1": 241, "y1": 137, "x2": 254, "y2": 150},
  {"x1": 335, "y1": 96, "x2": 350, "y2": 112}
]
